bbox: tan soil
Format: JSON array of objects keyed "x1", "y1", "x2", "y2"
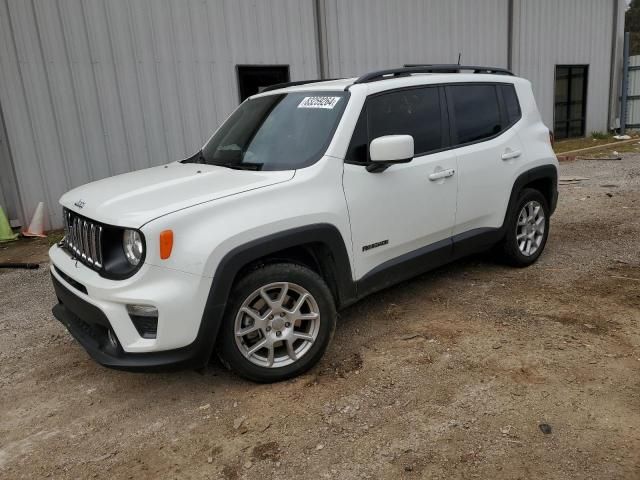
[
  {"x1": 1, "y1": 156, "x2": 639, "y2": 479},
  {"x1": 0, "y1": 230, "x2": 63, "y2": 265}
]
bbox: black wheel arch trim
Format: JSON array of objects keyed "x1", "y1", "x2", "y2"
[
  {"x1": 356, "y1": 164, "x2": 558, "y2": 299},
  {"x1": 197, "y1": 166, "x2": 558, "y2": 364},
  {"x1": 197, "y1": 224, "x2": 356, "y2": 363},
  {"x1": 506, "y1": 164, "x2": 558, "y2": 219},
  {"x1": 52, "y1": 164, "x2": 559, "y2": 371}
]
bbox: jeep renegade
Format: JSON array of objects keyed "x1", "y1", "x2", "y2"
[{"x1": 50, "y1": 65, "x2": 558, "y2": 382}]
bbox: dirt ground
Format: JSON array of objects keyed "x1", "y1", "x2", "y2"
[
  {"x1": 1, "y1": 155, "x2": 639, "y2": 480},
  {"x1": 0, "y1": 233, "x2": 59, "y2": 266}
]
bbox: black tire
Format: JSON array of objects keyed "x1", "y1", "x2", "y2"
[
  {"x1": 498, "y1": 188, "x2": 550, "y2": 267},
  {"x1": 217, "y1": 263, "x2": 336, "y2": 383}
]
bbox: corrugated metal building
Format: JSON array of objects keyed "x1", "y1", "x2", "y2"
[{"x1": 0, "y1": 0, "x2": 625, "y2": 229}]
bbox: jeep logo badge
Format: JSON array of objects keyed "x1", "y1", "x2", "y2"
[{"x1": 74, "y1": 200, "x2": 86, "y2": 209}]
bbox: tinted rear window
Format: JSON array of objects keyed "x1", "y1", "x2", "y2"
[
  {"x1": 449, "y1": 85, "x2": 502, "y2": 144},
  {"x1": 501, "y1": 84, "x2": 522, "y2": 124}
]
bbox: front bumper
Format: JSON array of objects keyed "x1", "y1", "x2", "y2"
[
  {"x1": 51, "y1": 273, "x2": 208, "y2": 369},
  {"x1": 49, "y1": 244, "x2": 223, "y2": 370}
]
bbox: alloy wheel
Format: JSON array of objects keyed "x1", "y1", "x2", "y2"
[
  {"x1": 516, "y1": 200, "x2": 545, "y2": 256},
  {"x1": 234, "y1": 282, "x2": 321, "y2": 368}
]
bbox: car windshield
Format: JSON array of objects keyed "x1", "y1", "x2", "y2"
[{"x1": 190, "y1": 91, "x2": 349, "y2": 171}]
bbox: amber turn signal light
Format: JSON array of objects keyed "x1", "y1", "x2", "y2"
[{"x1": 159, "y1": 230, "x2": 173, "y2": 260}]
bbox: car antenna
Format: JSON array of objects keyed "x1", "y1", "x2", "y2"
[{"x1": 457, "y1": 52, "x2": 462, "y2": 65}]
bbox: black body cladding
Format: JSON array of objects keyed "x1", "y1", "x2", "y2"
[{"x1": 51, "y1": 164, "x2": 557, "y2": 370}]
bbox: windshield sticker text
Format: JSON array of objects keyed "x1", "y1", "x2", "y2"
[{"x1": 298, "y1": 96, "x2": 341, "y2": 109}]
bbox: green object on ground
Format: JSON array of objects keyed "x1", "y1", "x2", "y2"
[{"x1": 0, "y1": 207, "x2": 18, "y2": 243}]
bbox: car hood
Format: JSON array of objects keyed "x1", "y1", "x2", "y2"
[{"x1": 59, "y1": 162, "x2": 295, "y2": 227}]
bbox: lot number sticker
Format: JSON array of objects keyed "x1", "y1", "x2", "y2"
[{"x1": 298, "y1": 96, "x2": 341, "y2": 109}]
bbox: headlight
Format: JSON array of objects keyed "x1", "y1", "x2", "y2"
[{"x1": 123, "y1": 229, "x2": 144, "y2": 266}]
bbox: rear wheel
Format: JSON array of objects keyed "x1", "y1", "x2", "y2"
[
  {"x1": 217, "y1": 263, "x2": 336, "y2": 383},
  {"x1": 498, "y1": 188, "x2": 550, "y2": 267}
]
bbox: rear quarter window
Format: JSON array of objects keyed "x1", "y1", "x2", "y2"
[{"x1": 500, "y1": 84, "x2": 522, "y2": 125}]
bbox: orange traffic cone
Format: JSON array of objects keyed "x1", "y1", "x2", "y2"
[{"x1": 22, "y1": 202, "x2": 47, "y2": 238}]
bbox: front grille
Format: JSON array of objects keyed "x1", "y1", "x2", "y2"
[{"x1": 62, "y1": 208, "x2": 103, "y2": 270}]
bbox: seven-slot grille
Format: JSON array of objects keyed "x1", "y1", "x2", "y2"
[{"x1": 62, "y1": 208, "x2": 103, "y2": 269}]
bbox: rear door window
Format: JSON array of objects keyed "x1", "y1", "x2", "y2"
[{"x1": 449, "y1": 84, "x2": 502, "y2": 145}]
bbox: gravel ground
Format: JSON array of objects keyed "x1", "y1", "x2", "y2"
[{"x1": 1, "y1": 155, "x2": 639, "y2": 479}]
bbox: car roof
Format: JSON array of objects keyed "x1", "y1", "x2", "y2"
[{"x1": 251, "y1": 73, "x2": 522, "y2": 99}]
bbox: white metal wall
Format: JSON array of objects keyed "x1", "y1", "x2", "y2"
[
  {"x1": 0, "y1": 0, "x2": 625, "y2": 230},
  {"x1": 0, "y1": 0, "x2": 319, "y2": 229},
  {"x1": 512, "y1": 0, "x2": 620, "y2": 134},
  {"x1": 321, "y1": 0, "x2": 510, "y2": 78}
]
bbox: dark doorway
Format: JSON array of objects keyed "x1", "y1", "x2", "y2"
[
  {"x1": 236, "y1": 65, "x2": 290, "y2": 102},
  {"x1": 554, "y1": 65, "x2": 588, "y2": 139}
]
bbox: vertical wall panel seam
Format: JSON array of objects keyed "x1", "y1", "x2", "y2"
[
  {"x1": 219, "y1": 0, "x2": 236, "y2": 112},
  {"x1": 167, "y1": 0, "x2": 188, "y2": 154},
  {"x1": 185, "y1": 0, "x2": 206, "y2": 142},
  {"x1": 607, "y1": 0, "x2": 619, "y2": 128},
  {"x1": 0, "y1": 0, "x2": 23, "y2": 221},
  {"x1": 507, "y1": 0, "x2": 513, "y2": 70},
  {"x1": 0, "y1": 102, "x2": 24, "y2": 221},
  {"x1": 56, "y1": 0, "x2": 94, "y2": 182},
  {"x1": 103, "y1": 0, "x2": 135, "y2": 172},
  {"x1": 297, "y1": 1, "x2": 305, "y2": 74},
  {"x1": 221, "y1": 1, "x2": 235, "y2": 63},
  {"x1": 125, "y1": 0, "x2": 152, "y2": 168},
  {"x1": 202, "y1": 2, "x2": 220, "y2": 126},
  {"x1": 282, "y1": 1, "x2": 291, "y2": 74},
  {"x1": 267, "y1": 0, "x2": 279, "y2": 64},
  {"x1": 315, "y1": 0, "x2": 323, "y2": 76},
  {"x1": 334, "y1": 0, "x2": 341, "y2": 76},
  {"x1": 146, "y1": 0, "x2": 171, "y2": 162},
  {"x1": 32, "y1": 0, "x2": 71, "y2": 193},
  {"x1": 79, "y1": 0, "x2": 114, "y2": 177},
  {"x1": 6, "y1": 0, "x2": 51, "y2": 220}
]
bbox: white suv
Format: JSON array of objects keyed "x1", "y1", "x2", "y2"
[{"x1": 49, "y1": 65, "x2": 558, "y2": 382}]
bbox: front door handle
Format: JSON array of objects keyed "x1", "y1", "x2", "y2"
[
  {"x1": 501, "y1": 149, "x2": 522, "y2": 160},
  {"x1": 428, "y1": 168, "x2": 455, "y2": 181}
]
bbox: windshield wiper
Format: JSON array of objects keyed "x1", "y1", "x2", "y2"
[
  {"x1": 181, "y1": 150, "x2": 205, "y2": 164},
  {"x1": 183, "y1": 151, "x2": 263, "y2": 170},
  {"x1": 219, "y1": 162, "x2": 263, "y2": 171}
]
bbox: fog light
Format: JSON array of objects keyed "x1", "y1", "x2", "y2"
[
  {"x1": 127, "y1": 304, "x2": 158, "y2": 339},
  {"x1": 126, "y1": 304, "x2": 158, "y2": 317}
]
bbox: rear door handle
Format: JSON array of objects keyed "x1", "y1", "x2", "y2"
[
  {"x1": 501, "y1": 149, "x2": 522, "y2": 160},
  {"x1": 428, "y1": 168, "x2": 455, "y2": 181}
]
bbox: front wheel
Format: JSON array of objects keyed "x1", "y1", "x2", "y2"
[
  {"x1": 217, "y1": 263, "x2": 336, "y2": 383},
  {"x1": 498, "y1": 188, "x2": 550, "y2": 267}
]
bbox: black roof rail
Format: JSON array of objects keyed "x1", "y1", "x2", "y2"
[
  {"x1": 259, "y1": 79, "x2": 339, "y2": 94},
  {"x1": 404, "y1": 64, "x2": 514, "y2": 75},
  {"x1": 351, "y1": 65, "x2": 514, "y2": 86}
]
